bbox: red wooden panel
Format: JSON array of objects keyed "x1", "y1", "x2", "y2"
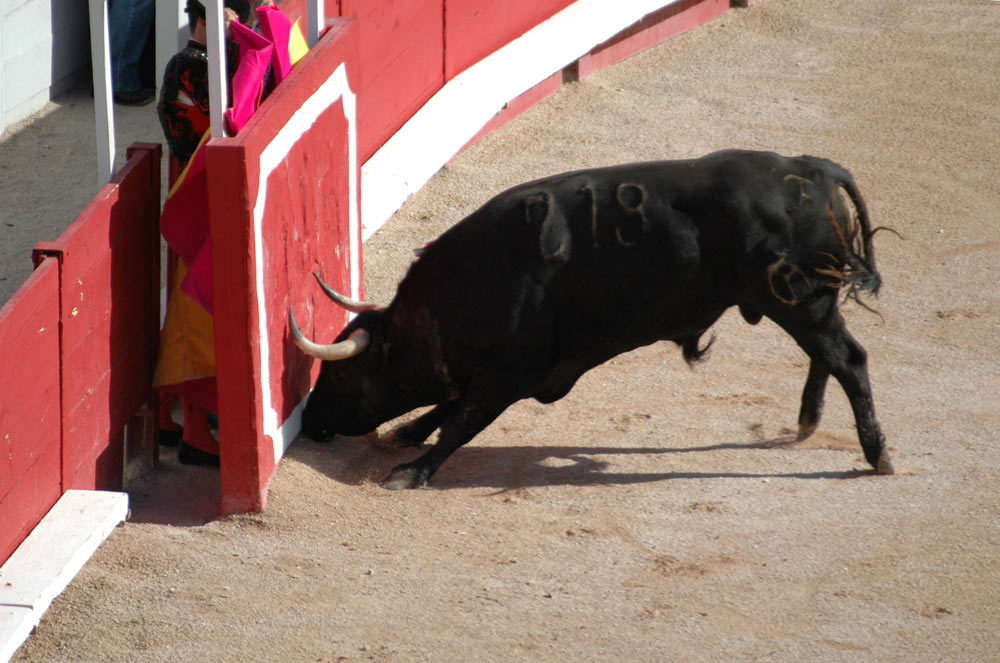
[
  {"x1": 444, "y1": 0, "x2": 573, "y2": 79},
  {"x1": 0, "y1": 258, "x2": 62, "y2": 564},
  {"x1": 209, "y1": 19, "x2": 359, "y2": 514},
  {"x1": 59, "y1": 223, "x2": 158, "y2": 396},
  {"x1": 61, "y1": 333, "x2": 157, "y2": 490},
  {"x1": 208, "y1": 141, "x2": 265, "y2": 514},
  {"x1": 0, "y1": 385, "x2": 59, "y2": 494},
  {"x1": 0, "y1": 263, "x2": 60, "y2": 444},
  {"x1": 572, "y1": 0, "x2": 728, "y2": 79},
  {"x1": 0, "y1": 436, "x2": 61, "y2": 564},
  {"x1": 259, "y1": 99, "x2": 353, "y2": 426},
  {"x1": 61, "y1": 212, "x2": 157, "y2": 346},
  {"x1": 340, "y1": 0, "x2": 444, "y2": 161},
  {"x1": 35, "y1": 144, "x2": 161, "y2": 493},
  {"x1": 57, "y1": 147, "x2": 159, "y2": 350}
]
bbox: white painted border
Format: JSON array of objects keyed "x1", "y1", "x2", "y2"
[
  {"x1": 360, "y1": 0, "x2": 679, "y2": 240},
  {"x1": 250, "y1": 62, "x2": 360, "y2": 463}
]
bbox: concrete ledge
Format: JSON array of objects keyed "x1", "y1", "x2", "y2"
[{"x1": 0, "y1": 490, "x2": 128, "y2": 663}]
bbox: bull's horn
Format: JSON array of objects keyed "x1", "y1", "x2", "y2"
[
  {"x1": 289, "y1": 308, "x2": 370, "y2": 360},
  {"x1": 313, "y1": 272, "x2": 377, "y2": 313}
]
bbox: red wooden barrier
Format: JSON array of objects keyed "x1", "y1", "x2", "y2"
[
  {"x1": 340, "y1": 0, "x2": 444, "y2": 162},
  {"x1": 443, "y1": 0, "x2": 573, "y2": 79},
  {"x1": 207, "y1": 19, "x2": 361, "y2": 513},
  {"x1": 0, "y1": 144, "x2": 161, "y2": 565},
  {"x1": 34, "y1": 144, "x2": 162, "y2": 492},
  {"x1": 0, "y1": 259, "x2": 62, "y2": 564},
  {"x1": 571, "y1": 0, "x2": 729, "y2": 79}
]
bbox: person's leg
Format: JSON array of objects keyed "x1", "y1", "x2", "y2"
[{"x1": 109, "y1": 0, "x2": 155, "y2": 103}]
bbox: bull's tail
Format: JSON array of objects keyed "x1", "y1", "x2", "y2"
[
  {"x1": 837, "y1": 174, "x2": 882, "y2": 296},
  {"x1": 821, "y1": 163, "x2": 897, "y2": 312}
]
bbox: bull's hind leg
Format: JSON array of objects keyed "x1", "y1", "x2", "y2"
[
  {"x1": 774, "y1": 303, "x2": 893, "y2": 474},
  {"x1": 797, "y1": 360, "x2": 830, "y2": 440}
]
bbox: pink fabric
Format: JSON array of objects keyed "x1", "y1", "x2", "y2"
[
  {"x1": 257, "y1": 5, "x2": 294, "y2": 84},
  {"x1": 161, "y1": 136, "x2": 210, "y2": 271},
  {"x1": 167, "y1": 8, "x2": 300, "y2": 312},
  {"x1": 224, "y1": 21, "x2": 273, "y2": 135},
  {"x1": 161, "y1": 135, "x2": 216, "y2": 313},
  {"x1": 181, "y1": 240, "x2": 215, "y2": 312}
]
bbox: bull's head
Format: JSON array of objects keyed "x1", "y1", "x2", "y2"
[{"x1": 290, "y1": 274, "x2": 419, "y2": 440}]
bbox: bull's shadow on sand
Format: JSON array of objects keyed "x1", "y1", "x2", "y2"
[{"x1": 287, "y1": 433, "x2": 872, "y2": 491}]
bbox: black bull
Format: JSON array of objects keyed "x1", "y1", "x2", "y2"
[{"x1": 290, "y1": 149, "x2": 894, "y2": 489}]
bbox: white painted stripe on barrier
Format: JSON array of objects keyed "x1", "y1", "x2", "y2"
[
  {"x1": 360, "y1": 0, "x2": 679, "y2": 240},
  {"x1": 0, "y1": 490, "x2": 128, "y2": 663},
  {"x1": 250, "y1": 62, "x2": 359, "y2": 463}
]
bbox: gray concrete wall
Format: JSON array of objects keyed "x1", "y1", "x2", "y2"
[{"x1": 1, "y1": 0, "x2": 89, "y2": 135}]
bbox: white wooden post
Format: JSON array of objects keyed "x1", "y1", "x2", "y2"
[
  {"x1": 87, "y1": 0, "x2": 115, "y2": 185},
  {"x1": 307, "y1": 0, "x2": 323, "y2": 47},
  {"x1": 206, "y1": 0, "x2": 227, "y2": 138},
  {"x1": 155, "y1": 1, "x2": 188, "y2": 94}
]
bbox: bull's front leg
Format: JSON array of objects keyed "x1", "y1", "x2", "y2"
[
  {"x1": 378, "y1": 401, "x2": 457, "y2": 449},
  {"x1": 382, "y1": 398, "x2": 508, "y2": 490},
  {"x1": 836, "y1": 340, "x2": 894, "y2": 475}
]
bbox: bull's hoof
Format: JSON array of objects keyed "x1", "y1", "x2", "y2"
[
  {"x1": 797, "y1": 421, "x2": 818, "y2": 441},
  {"x1": 875, "y1": 450, "x2": 895, "y2": 475},
  {"x1": 381, "y1": 466, "x2": 428, "y2": 490}
]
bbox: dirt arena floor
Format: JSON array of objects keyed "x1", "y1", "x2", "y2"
[{"x1": 9, "y1": 0, "x2": 1000, "y2": 661}]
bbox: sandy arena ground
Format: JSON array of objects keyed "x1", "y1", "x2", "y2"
[{"x1": 6, "y1": 0, "x2": 1000, "y2": 661}]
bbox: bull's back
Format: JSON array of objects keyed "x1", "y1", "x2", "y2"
[{"x1": 398, "y1": 150, "x2": 854, "y2": 345}]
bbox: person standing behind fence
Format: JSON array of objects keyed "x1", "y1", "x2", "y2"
[
  {"x1": 158, "y1": 0, "x2": 249, "y2": 179},
  {"x1": 154, "y1": 0, "x2": 251, "y2": 466}
]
